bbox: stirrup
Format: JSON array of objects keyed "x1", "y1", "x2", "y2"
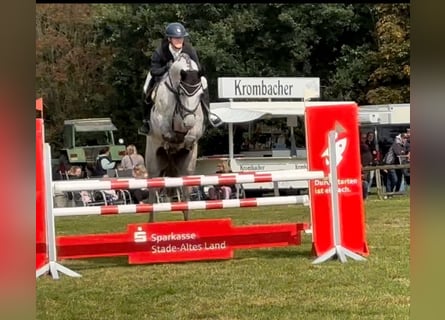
[
  {"x1": 138, "y1": 121, "x2": 151, "y2": 135},
  {"x1": 209, "y1": 114, "x2": 223, "y2": 128}
]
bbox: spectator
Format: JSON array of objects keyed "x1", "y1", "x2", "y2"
[
  {"x1": 208, "y1": 161, "x2": 235, "y2": 200},
  {"x1": 383, "y1": 133, "x2": 407, "y2": 195},
  {"x1": 393, "y1": 133, "x2": 409, "y2": 192},
  {"x1": 131, "y1": 164, "x2": 150, "y2": 204},
  {"x1": 360, "y1": 133, "x2": 373, "y2": 167},
  {"x1": 95, "y1": 147, "x2": 116, "y2": 177},
  {"x1": 359, "y1": 133, "x2": 373, "y2": 200},
  {"x1": 120, "y1": 144, "x2": 145, "y2": 170},
  {"x1": 365, "y1": 131, "x2": 379, "y2": 194},
  {"x1": 65, "y1": 166, "x2": 93, "y2": 204},
  {"x1": 399, "y1": 132, "x2": 411, "y2": 191},
  {"x1": 67, "y1": 166, "x2": 83, "y2": 179}
]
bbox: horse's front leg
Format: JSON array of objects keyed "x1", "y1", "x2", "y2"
[
  {"x1": 183, "y1": 132, "x2": 197, "y2": 150},
  {"x1": 160, "y1": 125, "x2": 176, "y2": 143},
  {"x1": 183, "y1": 118, "x2": 203, "y2": 150},
  {"x1": 184, "y1": 125, "x2": 203, "y2": 150}
]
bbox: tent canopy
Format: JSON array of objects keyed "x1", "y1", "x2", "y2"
[
  {"x1": 210, "y1": 101, "x2": 410, "y2": 125},
  {"x1": 210, "y1": 101, "x2": 356, "y2": 124}
]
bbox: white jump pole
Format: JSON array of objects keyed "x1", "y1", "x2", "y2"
[
  {"x1": 39, "y1": 143, "x2": 81, "y2": 279},
  {"x1": 52, "y1": 195, "x2": 310, "y2": 217},
  {"x1": 312, "y1": 130, "x2": 366, "y2": 264}
]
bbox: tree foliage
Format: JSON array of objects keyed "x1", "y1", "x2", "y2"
[
  {"x1": 36, "y1": 4, "x2": 115, "y2": 148},
  {"x1": 366, "y1": 4, "x2": 410, "y2": 104},
  {"x1": 36, "y1": 3, "x2": 410, "y2": 155}
]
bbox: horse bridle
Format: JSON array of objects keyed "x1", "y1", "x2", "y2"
[{"x1": 165, "y1": 66, "x2": 203, "y2": 121}]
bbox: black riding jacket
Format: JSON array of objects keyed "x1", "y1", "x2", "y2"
[{"x1": 150, "y1": 38, "x2": 201, "y2": 82}]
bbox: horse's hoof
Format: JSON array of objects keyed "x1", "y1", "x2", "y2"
[{"x1": 162, "y1": 132, "x2": 175, "y2": 142}]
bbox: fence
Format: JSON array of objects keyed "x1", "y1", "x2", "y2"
[
  {"x1": 363, "y1": 163, "x2": 410, "y2": 199},
  {"x1": 36, "y1": 100, "x2": 369, "y2": 279}
]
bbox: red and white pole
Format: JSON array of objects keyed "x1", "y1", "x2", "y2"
[
  {"x1": 36, "y1": 98, "x2": 80, "y2": 279},
  {"x1": 52, "y1": 195, "x2": 310, "y2": 217},
  {"x1": 52, "y1": 170, "x2": 325, "y2": 193},
  {"x1": 36, "y1": 111, "x2": 48, "y2": 275}
]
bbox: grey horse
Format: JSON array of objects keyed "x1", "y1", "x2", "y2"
[{"x1": 145, "y1": 53, "x2": 205, "y2": 222}]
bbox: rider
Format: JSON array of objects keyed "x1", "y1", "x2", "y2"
[{"x1": 139, "y1": 22, "x2": 221, "y2": 135}]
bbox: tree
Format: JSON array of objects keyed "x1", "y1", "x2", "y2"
[
  {"x1": 366, "y1": 4, "x2": 410, "y2": 104},
  {"x1": 36, "y1": 4, "x2": 114, "y2": 148},
  {"x1": 36, "y1": 4, "x2": 409, "y2": 155}
]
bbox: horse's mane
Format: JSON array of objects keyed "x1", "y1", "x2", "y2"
[{"x1": 170, "y1": 53, "x2": 199, "y2": 75}]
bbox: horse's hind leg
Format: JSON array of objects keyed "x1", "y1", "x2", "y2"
[
  {"x1": 182, "y1": 186, "x2": 191, "y2": 221},
  {"x1": 147, "y1": 189, "x2": 158, "y2": 222},
  {"x1": 183, "y1": 210, "x2": 190, "y2": 221}
]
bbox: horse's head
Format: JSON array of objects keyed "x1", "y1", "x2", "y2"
[{"x1": 168, "y1": 53, "x2": 205, "y2": 131}]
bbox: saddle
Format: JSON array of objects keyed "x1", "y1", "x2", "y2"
[{"x1": 144, "y1": 81, "x2": 160, "y2": 105}]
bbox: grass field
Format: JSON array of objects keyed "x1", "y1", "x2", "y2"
[{"x1": 36, "y1": 194, "x2": 410, "y2": 320}]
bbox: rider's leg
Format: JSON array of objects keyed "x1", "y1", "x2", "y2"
[
  {"x1": 138, "y1": 78, "x2": 155, "y2": 135},
  {"x1": 200, "y1": 87, "x2": 222, "y2": 127}
]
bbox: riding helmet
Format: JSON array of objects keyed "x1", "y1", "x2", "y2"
[{"x1": 165, "y1": 22, "x2": 189, "y2": 38}]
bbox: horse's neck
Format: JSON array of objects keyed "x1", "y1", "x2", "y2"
[
  {"x1": 167, "y1": 68, "x2": 181, "y2": 87},
  {"x1": 169, "y1": 56, "x2": 195, "y2": 82}
]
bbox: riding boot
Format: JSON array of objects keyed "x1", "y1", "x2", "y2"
[
  {"x1": 138, "y1": 83, "x2": 155, "y2": 135},
  {"x1": 201, "y1": 87, "x2": 223, "y2": 127},
  {"x1": 138, "y1": 103, "x2": 152, "y2": 135}
]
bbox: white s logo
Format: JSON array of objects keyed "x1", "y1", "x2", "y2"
[{"x1": 134, "y1": 226, "x2": 147, "y2": 243}]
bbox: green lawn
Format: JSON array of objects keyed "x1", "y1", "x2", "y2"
[{"x1": 36, "y1": 195, "x2": 410, "y2": 320}]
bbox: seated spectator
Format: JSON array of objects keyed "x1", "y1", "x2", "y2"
[
  {"x1": 95, "y1": 147, "x2": 116, "y2": 177},
  {"x1": 120, "y1": 144, "x2": 145, "y2": 170},
  {"x1": 208, "y1": 161, "x2": 235, "y2": 200},
  {"x1": 131, "y1": 164, "x2": 150, "y2": 204},
  {"x1": 64, "y1": 166, "x2": 93, "y2": 204},
  {"x1": 67, "y1": 166, "x2": 83, "y2": 179}
]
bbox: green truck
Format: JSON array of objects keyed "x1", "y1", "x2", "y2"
[{"x1": 58, "y1": 118, "x2": 126, "y2": 176}]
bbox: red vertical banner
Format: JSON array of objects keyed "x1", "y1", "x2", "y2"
[
  {"x1": 36, "y1": 104, "x2": 48, "y2": 270},
  {"x1": 305, "y1": 103, "x2": 368, "y2": 256}
]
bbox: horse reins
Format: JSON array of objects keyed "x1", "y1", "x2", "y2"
[{"x1": 160, "y1": 54, "x2": 205, "y2": 135}]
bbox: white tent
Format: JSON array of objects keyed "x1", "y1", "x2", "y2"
[
  {"x1": 209, "y1": 101, "x2": 410, "y2": 159},
  {"x1": 210, "y1": 101, "x2": 356, "y2": 159},
  {"x1": 210, "y1": 101, "x2": 357, "y2": 123},
  {"x1": 358, "y1": 103, "x2": 410, "y2": 125}
]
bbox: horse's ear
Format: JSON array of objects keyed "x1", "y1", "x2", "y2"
[{"x1": 180, "y1": 69, "x2": 187, "y2": 79}]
